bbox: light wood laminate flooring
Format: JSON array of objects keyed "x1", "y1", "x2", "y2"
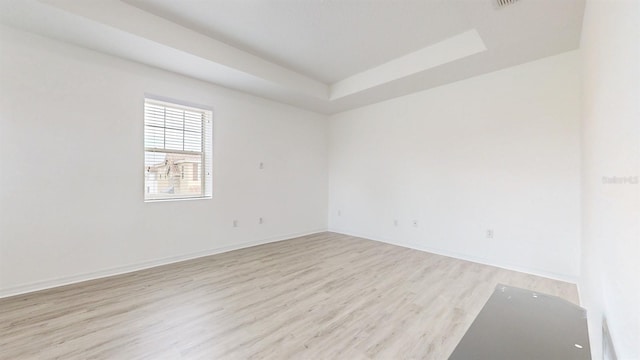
[{"x1": 0, "y1": 232, "x2": 578, "y2": 359}]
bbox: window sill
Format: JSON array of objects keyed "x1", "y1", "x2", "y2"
[{"x1": 144, "y1": 196, "x2": 212, "y2": 203}]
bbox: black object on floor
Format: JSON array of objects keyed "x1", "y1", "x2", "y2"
[{"x1": 449, "y1": 284, "x2": 591, "y2": 360}]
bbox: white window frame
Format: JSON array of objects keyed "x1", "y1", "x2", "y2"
[{"x1": 143, "y1": 97, "x2": 213, "y2": 202}]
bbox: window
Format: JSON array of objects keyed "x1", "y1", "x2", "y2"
[{"x1": 144, "y1": 98, "x2": 212, "y2": 201}]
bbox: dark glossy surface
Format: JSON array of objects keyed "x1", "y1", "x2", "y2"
[{"x1": 450, "y1": 284, "x2": 591, "y2": 360}]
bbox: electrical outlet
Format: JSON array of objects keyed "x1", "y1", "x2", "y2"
[
  {"x1": 259, "y1": 162, "x2": 264, "y2": 169},
  {"x1": 259, "y1": 217, "x2": 263, "y2": 224},
  {"x1": 412, "y1": 220, "x2": 418, "y2": 227},
  {"x1": 233, "y1": 220, "x2": 238, "y2": 227},
  {"x1": 394, "y1": 219, "x2": 398, "y2": 227},
  {"x1": 486, "y1": 229, "x2": 494, "y2": 238}
]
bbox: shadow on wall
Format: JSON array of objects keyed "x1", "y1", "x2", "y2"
[{"x1": 602, "y1": 318, "x2": 617, "y2": 360}]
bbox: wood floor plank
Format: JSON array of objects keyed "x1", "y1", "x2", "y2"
[{"x1": 0, "y1": 232, "x2": 578, "y2": 359}]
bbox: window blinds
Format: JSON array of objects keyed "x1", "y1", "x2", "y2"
[{"x1": 144, "y1": 102, "x2": 204, "y2": 153}]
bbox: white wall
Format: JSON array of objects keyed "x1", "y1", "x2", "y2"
[
  {"x1": 0, "y1": 26, "x2": 328, "y2": 297},
  {"x1": 580, "y1": 0, "x2": 640, "y2": 358},
  {"x1": 328, "y1": 51, "x2": 582, "y2": 281}
]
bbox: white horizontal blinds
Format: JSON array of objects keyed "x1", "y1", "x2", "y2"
[
  {"x1": 144, "y1": 102, "x2": 203, "y2": 153},
  {"x1": 144, "y1": 99, "x2": 211, "y2": 201}
]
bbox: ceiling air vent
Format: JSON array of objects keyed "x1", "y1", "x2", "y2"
[{"x1": 495, "y1": 0, "x2": 520, "y2": 8}]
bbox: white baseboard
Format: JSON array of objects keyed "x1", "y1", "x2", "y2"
[
  {"x1": 0, "y1": 229, "x2": 327, "y2": 299},
  {"x1": 329, "y1": 228, "x2": 579, "y2": 284}
]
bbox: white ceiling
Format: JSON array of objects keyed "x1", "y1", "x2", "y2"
[
  {"x1": 124, "y1": 0, "x2": 469, "y2": 83},
  {"x1": 0, "y1": 0, "x2": 585, "y2": 114}
]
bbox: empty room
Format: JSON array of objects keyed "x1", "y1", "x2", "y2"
[{"x1": 0, "y1": 0, "x2": 638, "y2": 359}]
